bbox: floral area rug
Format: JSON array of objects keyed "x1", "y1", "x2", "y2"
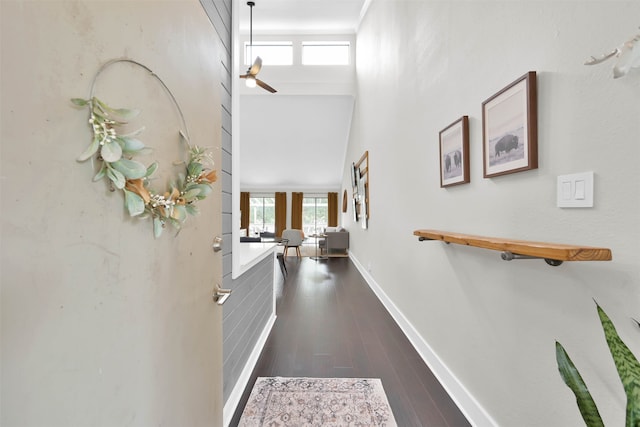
[{"x1": 238, "y1": 377, "x2": 397, "y2": 426}]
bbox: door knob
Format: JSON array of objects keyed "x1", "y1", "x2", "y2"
[{"x1": 212, "y1": 236, "x2": 223, "y2": 252}]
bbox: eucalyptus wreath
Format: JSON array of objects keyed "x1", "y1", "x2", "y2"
[{"x1": 72, "y1": 59, "x2": 216, "y2": 238}]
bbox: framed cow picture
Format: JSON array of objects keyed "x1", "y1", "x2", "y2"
[
  {"x1": 482, "y1": 71, "x2": 537, "y2": 178},
  {"x1": 439, "y1": 116, "x2": 470, "y2": 188}
]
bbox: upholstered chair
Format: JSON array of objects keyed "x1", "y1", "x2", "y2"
[{"x1": 281, "y1": 229, "x2": 304, "y2": 257}]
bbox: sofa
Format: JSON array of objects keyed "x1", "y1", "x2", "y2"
[{"x1": 319, "y1": 227, "x2": 349, "y2": 255}]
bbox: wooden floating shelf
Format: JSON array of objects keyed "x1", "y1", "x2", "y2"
[{"x1": 413, "y1": 229, "x2": 612, "y2": 267}]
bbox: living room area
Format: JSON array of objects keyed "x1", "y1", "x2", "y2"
[{"x1": 238, "y1": 191, "x2": 350, "y2": 257}]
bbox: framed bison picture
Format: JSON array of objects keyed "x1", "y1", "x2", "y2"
[
  {"x1": 482, "y1": 71, "x2": 537, "y2": 178},
  {"x1": 439, "y1": 116, "x2": 470, "y2": 187}
]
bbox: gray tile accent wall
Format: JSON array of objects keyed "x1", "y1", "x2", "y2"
[{"x1": 199, "y1": 0, "x2": 275, "y2": 405}]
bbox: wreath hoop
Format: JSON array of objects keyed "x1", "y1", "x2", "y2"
[{"x1": 72, "y1": 59, "x2": 217, "y2": 238}]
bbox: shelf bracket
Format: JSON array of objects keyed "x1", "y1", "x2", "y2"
[
  {"x1": 501, "y1": 251, "x2": 563, "y2": 267},
  {"x1": 418, "y1": 236, "x2": 449, "y2": 244}
]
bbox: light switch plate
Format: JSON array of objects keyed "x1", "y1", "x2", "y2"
[{"x1": 557, "y1": 171, "x2": 594, "y2": 208}]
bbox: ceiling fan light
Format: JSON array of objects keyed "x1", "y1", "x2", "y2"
[{"x1": 245, "y1": 75, "x2": 257, "y2": 88}]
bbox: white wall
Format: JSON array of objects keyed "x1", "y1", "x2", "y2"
[
  {"x1": 240, "y1": 94, "x2": 354, "y2": 191},
  {"x1": 1, "y1": 1, "x2": 224, "y2": 425},
  {"x1": 344, "y1": 1, "x2": 640, "y2": 426}
]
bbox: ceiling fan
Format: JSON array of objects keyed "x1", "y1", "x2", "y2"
[{"x1": 239, "y1": 1, "x2": 277, "y2": 93}]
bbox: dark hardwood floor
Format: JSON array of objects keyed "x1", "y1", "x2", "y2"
[{"x1": 230, "y1": 257, "x2": 471, "y2": 427}]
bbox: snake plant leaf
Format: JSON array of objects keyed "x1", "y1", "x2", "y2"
[
  {"x1": 106, "y1": 167, "x2": 126, "y2": 190},
  {"x1": 111, "y1": 158, "x2": 147, "y2": 179},
  {"x1": 77, "y1": 136, "x2": 100, "y2": 162},
  {"x1": 123, "y1": 189, "x2": 145, "y2": 217},
  {"x1": 101, "y1": 139, "x2": 122, "y2": 162},
  {"x1": 71, "y1": 98, "x2": 88, "y2": 106},
  {"x1": 145, "y1": 162, "x2": 159, "y2": 178},
  {"x1": 596, "y1": 304, "x2": 640, "y2": 427},
  {"x1": 556, "y1": 341, "x2": 605, "y2": 427},
  {"x1": 153, "y1": 217, "x2": 164, "y2": 238}
]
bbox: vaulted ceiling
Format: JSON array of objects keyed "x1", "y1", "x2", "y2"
[
  {"x1": 238, "y1": 0, "x2": 368, "y2": 35},
  {"x1": 238, "y1": 0, "x2": 369, "y2": 191}
]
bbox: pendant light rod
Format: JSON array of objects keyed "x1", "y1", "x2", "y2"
[{"x1": 247, "y1": 1, "x2": 254, "y2": 63}]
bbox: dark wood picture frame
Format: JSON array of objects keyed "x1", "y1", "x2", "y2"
[
  {"x1": 482, "y1": 71, "x2": 537, "y2": 178},
  {"x1": 439, "y1": 116, "x2": 470, "y2": 187},
  {"x1": 354, "y1": 151, "x2": 369, "y2": 229},
  {"x1": 342, "y1": 189, "x2": 347, "y2": 213}
]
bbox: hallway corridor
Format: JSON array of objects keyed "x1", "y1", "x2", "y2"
[{"x1": 231, "y1": 257, "x2": 471, "y2": 426}]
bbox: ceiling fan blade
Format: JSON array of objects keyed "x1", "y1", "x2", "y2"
[
  {"x1": 248, "y1": 56, "x2": 262, "y2": 76},
  {"x1": 239, "y1": 74, "x2": 249, "y2": 79},
  {"x1": 256, "y1": 78, "x2": 277, "y2": 93}
]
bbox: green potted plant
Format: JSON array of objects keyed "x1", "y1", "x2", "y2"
[{"x1": 556, "y1": 302, "x2": 640, "y2": 427}]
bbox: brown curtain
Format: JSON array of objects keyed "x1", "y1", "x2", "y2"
[
  {"x1": 291, "y1": 192, "x2": 303, "y2": 231},
  {"x1": 240, "y1": 191, "x2": 250, "y2": 232},
  {"x1": 328, "y1": 192, "x2": 338, "y2": 226},
  {"x1": 275, "y1": 192, "x2": 287, "y2": 237}
]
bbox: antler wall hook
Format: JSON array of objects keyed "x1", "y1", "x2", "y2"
[{"x1": 585, "y1": 27, "x2": 640, "y2": 78}]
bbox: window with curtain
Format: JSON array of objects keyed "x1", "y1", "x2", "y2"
[
  {"x1": 302, "y1": 196, "x2": 328, "y2": 236},
  {"x1": 249, "y1": 195, "x2": 275, "y2": 235}
]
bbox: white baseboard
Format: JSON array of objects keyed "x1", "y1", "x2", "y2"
[
  {"x1": 348, "y1": 253, "x2": 497, "y2": 427},
  {"x1": 223, "y1": 313, "x2": 276, "y2": 427}
]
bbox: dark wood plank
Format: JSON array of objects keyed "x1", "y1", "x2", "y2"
[{"x1": 229, "y1": 257, "x2": 471, "y2": 427}]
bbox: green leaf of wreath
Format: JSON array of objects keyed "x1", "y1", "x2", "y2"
[
  {"x1": 172, "y1": 205, "x2": 187, "y2": 222},
  {"x1": 71, "y1": 98, "x2": 89, "y2": 106},
  {"x1": 77, "y1": 136, "x2": 100, "y2": 162},
  {"x1": 182, "y1": 188, "x2": 203, "y2": 201},
  {"x1": 187, "y1": 161, "x2": 203, "y2": 178},
  {"x1": 93, "y1": 163, "x2": 107, "y2": 182},
  {"x1": 106, "y1": 167, "x2": 126, "y2": 189},
  {"x1": 119, "y1": 136, "x2": 146, "y2": 153},
  {"x1": 74, "y1": 93, "x2": 217, "y2": 238},
  {"x1": 123, "y1": 189, "x2": 146, "y2": 217},
  {"x1": 186, "y1": 183, "x2": 213, "y2": 199},
  {"x1": 185, "y1": 204, "x2": 199, "y2": 216},
  {"x1": 101, "y1": 139, "x2": 122, "y2": 162},
  {"x1": 94, "y1": 98, "x2": 140, "y2": 120},
  {"x1": 153, "y1": 217, "x2": 164, "y2": 238},
  {"x1": 145, "y1": 162, "x2": 159, "y2": 178},
  {"x1": 111, "y1": 158, "x2": 147, "y2": 179},
  {"x1": 121, "y1": 126, "x2": 146, "y2": 138}
]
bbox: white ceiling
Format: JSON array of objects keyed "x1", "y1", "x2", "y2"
[
  {"x1": 238, "y1": 0, "x2": 368, "y2": 191},
  {"x1": 239, "y1": 0, "x2": 368, "y2": 34}
]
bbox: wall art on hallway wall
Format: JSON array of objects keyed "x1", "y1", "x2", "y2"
[
  {"x1": 439, "y1": 115, "x2": 470, "y2": 187},
  {"x1": 482, "y1": 71, "x2": 538, "y2": 178}
]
